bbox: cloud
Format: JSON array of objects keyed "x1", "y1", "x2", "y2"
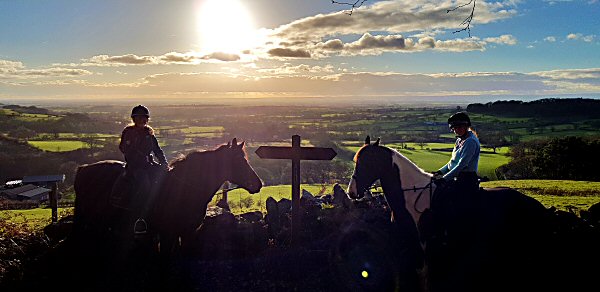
[
  {"x1": 483, "y1": 34, "x2": 517, "y2": 45},
  {"x1": 267, "y1": 48, "x2": 312, "y2": 58},
  {"x1": 200, "y1": 52, "x2": 241, "y2": 62},
  {"x1": 272, "y1": 0, "x2": 517, "y2": 43},
  {"x1": 544, "y1": 36, "x2": 556, "y2": 42},
  {"x1": 85, "y1": 54, "x2": 155, "y2": 66},
  {"x1": 258, "y1": 64, "x2": 336, "y2": 75},
  {"x1": 262, "y1": 0, "x2": 518, "y2": 59},
  {"x1": 64, "y1": 51, "x2": 243, "y2": 67},
  {"x1": 0, "y1": 58, "x2": 92, "y2": 79},
  {"x1": 567, "y1": 33, "x2": 596, "y2": 42},
  {"x1": 530, "y1": 68, "x2": 600, "y2": 80},
  {"x1": 4, "y1": 66, "x2": 600, "y2": 98},
  {"x1": 310, "y1": 33, "x2": 515, "y2": 56}
]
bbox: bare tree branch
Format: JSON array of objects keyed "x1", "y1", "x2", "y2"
[
  {"x1": 447, "y1": 0, "x2": 477, "y2": 37},
  {"x1": 331, "y1": 0, "x2": 368, "y2": 15},
  {"x1": 331, "y1": 0, "x2": 478, "y2": 36}
]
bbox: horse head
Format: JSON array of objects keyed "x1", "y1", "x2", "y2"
[
  {"x1": 347, "y1": 135, "x2": 392, "y2": 199},
  {"x1": 223, "y1": 138, "x2": 262, "y2": 194}
]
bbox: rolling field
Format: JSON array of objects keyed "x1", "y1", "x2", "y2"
[
  {"x1": 2, "y1": 180, "x2": 597, "y2": 229},
  {"x1": 481, "y1": 180, "x2": 600, "y2": 212},
  {"x1": 28, "y1": 140, "x2": 90, "y2": 152},
  {"x1": 208, "y1": 184, "x2": 336, "y2": 213},
  {"x1": 344, "y1": 143, "x2": 510, "y2": 180}
]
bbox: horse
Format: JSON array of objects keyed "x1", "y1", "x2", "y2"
[
  {"x1": 347, "y1": 136, "x2": 554, "y2": 292},
  {"x1": 72, "y1": 138, "x2": 262, "y2": 262}
]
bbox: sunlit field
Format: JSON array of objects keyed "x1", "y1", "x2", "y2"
[{"x1": 28, "y1": 140, "x2": 90, "y2": 152}]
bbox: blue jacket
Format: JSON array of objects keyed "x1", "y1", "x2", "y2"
[{"x1": 438, "y1": 131, "x2": 480, "y2": 181}]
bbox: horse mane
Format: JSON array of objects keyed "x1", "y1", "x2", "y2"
[
  {"x1": 168, "y1": 143, "x2": 248, "y2": 169},
  {"x1": 353, "y1": 144, "x2": 392, "y2": 162},
  {"x1": 354, "y1": 143, "x2": 430, "y2": 177},
  {"x1": 388, "y1": 147, "x2": 431, "y2": 177}
]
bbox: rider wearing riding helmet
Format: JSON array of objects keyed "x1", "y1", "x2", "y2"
[
  {"x1": 119, "y1": 104, "x2": 168, "y2": 171},
  {"x1": 433, "y1": 112, "x2": 480, "y2": 193},
  {"x1": 111, "y1": 105, "x2": 168, "y2": 229}
]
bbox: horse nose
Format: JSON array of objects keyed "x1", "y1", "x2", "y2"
[{"x1": 249, "y1": 179, "x2": 263, "y2": 194}]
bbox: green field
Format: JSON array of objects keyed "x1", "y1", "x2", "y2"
[
  {"x1": 343, "y1": 143, "x2": 510, "y2": 180},
  {"x1": 178, "y1": 126, "x2": 225, "y2": 134},
  {"x1": 209, "y1": 184, "x2": 335, "y2": 214},
  {"x1": 2, "y1": 180, "x2": 597, "y2": 232},
  {"x1": 481, "y1": 180, "x2": 600, "y2": 212},
  {"x1": 28, "y1": 140, "x2": 90, "y2": 152},
  {"x1": 0, "y1": 208, "x2": 72, "y2": 230}
]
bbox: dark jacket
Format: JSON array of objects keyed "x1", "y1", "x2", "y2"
[{"x1": 119, "y1": 125, "x2": 167, "y2": 170}]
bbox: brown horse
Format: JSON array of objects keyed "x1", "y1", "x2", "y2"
[
  {"x1": 73, "y1": 138, "x2": 262, "y2": 259},
  {"x1": 347, "y1": 136, "x2": 553, "y2": 292}
]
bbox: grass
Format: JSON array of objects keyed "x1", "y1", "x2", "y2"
[
  {"x1": 481, "y1": 180, "x2": 600, "y2": 212},
  {"x1": 0, "y1": 208, "x2": 72, "y2": 231},
  {"x1": 343, "y1": 144, "x2": 510, "y2": 180},
  {"x1": 3, "y1": 180, "x2": 597, "y2": 229},
  {"x1": 209, "y1": 184, "x2": 335, "y2": 214},
  {"x1": 28, "y1": 140, "x2": 89, "y2": 152},
  {"x1": 14, "y1": 113, "x2": 61, "y2": 122},
  {"x1": 178, "y1": 126, "x2": 225, "y2": 134}
]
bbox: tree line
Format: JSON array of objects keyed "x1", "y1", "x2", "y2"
[
  {"x1": 496, "y1": 136, "x2": 600, "y2": 181},
  {"x1": 467, "y1": 98, "x2": 600, "y2": 121}
]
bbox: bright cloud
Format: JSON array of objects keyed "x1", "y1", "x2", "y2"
[
  {"x1": 567, "y1": 33, "x2": 596, "y2": 42},
  {"x1": 272, "y1": 0, "x2": 516, "y2": 42},
  {"x1": 0, "y1": 59, "x2": 92, "y2": 79},
  {"x1": 3, "y1": 65, "x2": 599, "y2": 98}
]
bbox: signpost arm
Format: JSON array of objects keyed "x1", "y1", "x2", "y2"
[{"x1": 291, "y1": 135, "x2": 301, "y2": 246}]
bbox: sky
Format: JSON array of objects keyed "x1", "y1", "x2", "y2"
[{"x1": 0, "y1": 0, "x2": 599, "y2": 104}]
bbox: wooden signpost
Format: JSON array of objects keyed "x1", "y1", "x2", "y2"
[
  {"x1": 255, "y1": 135, "x2": 337, "y2": 246},
  {"x1": 23, "y1": 174, "x2": 65, "y2": 223}
]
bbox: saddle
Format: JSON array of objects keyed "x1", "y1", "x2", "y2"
[
  {"x1": 418, "y1": 182, "x2": 483, "y2": 247},
  {"x1": 109, "y1": 165, "x2": 162, "y2": 211}
]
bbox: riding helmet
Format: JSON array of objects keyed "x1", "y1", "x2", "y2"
[
  {"x1": 131, "y1": 105, "x2": 150, "y2": 118},
  {"x1": 448, "y1": 112, "x2": 471, "y2": 127}
]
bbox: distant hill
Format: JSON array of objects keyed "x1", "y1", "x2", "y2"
[
  {"x1": 2, "y1": 105, "x2": 50, "y2": 115},
  {"x1": 466, "y1": 98, "x2": 600, "y2": 120}
]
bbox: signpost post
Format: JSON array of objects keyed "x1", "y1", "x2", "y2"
[{"x1": 255, "y1": 135, "x2": 336, "y2": 246}]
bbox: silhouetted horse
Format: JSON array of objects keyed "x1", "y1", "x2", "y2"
[
  {"x1": 347, "y1": 136, "x2": 553, "y2": 292},
  {"x1": 73, "y1": 139, "x2": 262, "y2": 262}
]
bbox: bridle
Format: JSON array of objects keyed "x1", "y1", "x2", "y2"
[{"x1": 357, "y1": 177, "x2": 434, "y2": 214}]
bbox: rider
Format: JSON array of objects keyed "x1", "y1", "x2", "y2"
[
  {"x1": 119, "y1": 104, "x2": 168, "y2": 173},
  {"x1": 433, "y1": 112, "x2": 480, "y2": 193},
  {"x1": 430, "y1": 112, "x2": 481, "y2": 247},
  {"x1": 111, "y1": 105, "x2": 169, "y2": 233}
]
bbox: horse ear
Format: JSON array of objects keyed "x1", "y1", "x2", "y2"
[
  {"x1": 239, "y1": 141, "x2": 245, "y2": 148},
  {"x1": 365, "y1": 136, "x2": 371, "y2": 145},
  {"x1": 232, "y1": 138, "x2": 237, "y2": 147},
  {"x1": 374, "y1": 137, "x2": 380, "y2": 146},
  {"x1": 227, "y1": 141, "x2": 231, "y2": 147}
]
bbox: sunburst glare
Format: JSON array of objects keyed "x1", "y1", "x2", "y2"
[{"x1": 197, "y1": 0, "x2": 260, "y2": 54}]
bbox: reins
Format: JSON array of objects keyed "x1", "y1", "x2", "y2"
[
  {"x1": 215, "y1": 185, "x2": 242, "y2": 196},
  {"x1": 365, "y1": 178, "x2": 434, "y2": 213}
]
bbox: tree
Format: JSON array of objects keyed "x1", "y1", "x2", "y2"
[
  {"x1": 497, "y1": 137, "x2": 600, "y2": 181},
  {"x1": 9, "y1": 126, "x2": 36, "y2": 140},
  {"x1": 479, "y1": 130, "x2": 508, "y2": 153}
]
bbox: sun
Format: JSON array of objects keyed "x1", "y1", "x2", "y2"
[{"x1": 197, "y1": 0, "x2": 259, "y2": 54}]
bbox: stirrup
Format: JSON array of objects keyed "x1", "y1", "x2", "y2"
[{"x1": 134, "y1": 218, "x2": 148, "y2": 235}]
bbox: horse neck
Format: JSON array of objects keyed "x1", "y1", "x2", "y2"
[
  {"x1": 390, "y1": 150, "x2": 434, "y2": 224},
  {"x1": 169, "y1": 153, "x2": 228, "y2": 207}
]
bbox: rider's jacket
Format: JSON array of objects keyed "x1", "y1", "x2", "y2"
[
  {"x1": 119, "y1": 125, "x2": 167, "y2": 170},
  {"x1": 438, "y1": 130, "x2": 480, "y2": 181}
]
